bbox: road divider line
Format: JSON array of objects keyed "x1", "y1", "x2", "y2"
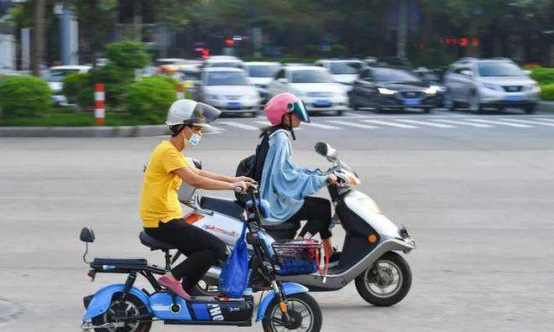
[
  {"x1": 328, "y1": 120, "x2": 379, "y2": 129},
  {"x1": 302, "y1": 122, "x2": 341, "y2": 130},
  {"x1": 431, "y1": 119, "x2": 493, "y2": 128},
  {"x1": 217, "y1": 121, "x2": 260, "y2": 130},
  {"x1": 395, "y1": 119, "x2": 455, "y2": 128},
  {"x1": 499, "y1": 118, "x2": 554, "y2": 127},
  {"x1": 465, "y1": 119, "x2": 533, "y2": 128},
  {"x1": 361, "y1": 119, "x2": 418, "y2": 128},
  {"x1": 535, "y1": 118, "x2": 554, "y2": 123}
]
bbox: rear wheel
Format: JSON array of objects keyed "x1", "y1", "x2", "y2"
[
  {"x1": 469, "y1": 91, "x2": 483, "y2": 113},
  {"x1": 423, "y1": 107, "x2": 432, "y2": 114},
  {"x1": 262, "y1": 293, "x2": 322, "y2": 332},
  {"x1": 355, "y1": 252, "x2": 412, "y2": 307},
  {"x1": 91, "y1": 292, "x2": 151, "y2": 332}
]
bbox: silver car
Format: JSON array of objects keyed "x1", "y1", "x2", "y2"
[{"x1": 444, "y1": 58, "x2": 541, "y2": 113}]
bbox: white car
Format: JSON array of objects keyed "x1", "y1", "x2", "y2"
[
  {"x1": 444, "y1": 57, "x2": 541, "y2": 113},
  {"x1": 244, "y1": 62, "x2": 282, "y2": 102},
  {"x1": 314, "y1": 59, "x2": 367, "y2": 90},
  {"x1": 267, "y1": 66, "x2": 349, "y2": 115},
  {"x1": 44, "y1": 65, "x2": 91, "y2": 105},
  {"x1": 197, "y1": 68, "x2": 261, "y2": 116},
  {"x1": 203, "y1": 56, "x2": 244, "y2": 69}
]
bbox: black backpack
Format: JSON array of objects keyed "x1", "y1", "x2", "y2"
[{"x1": 235, "y1": 133, "x2": 271, "y2": 204}]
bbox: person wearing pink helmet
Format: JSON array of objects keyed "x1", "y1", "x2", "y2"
[{"x1": 255, "y1": 93, "x2": 340, "y2": 263}]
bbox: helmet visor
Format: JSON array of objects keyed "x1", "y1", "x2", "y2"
[
  {"x1": 288, "y1": 101, "x2": 310, "y2": 123},
  {"x1": 187, "y1": 102, "x2": 221, "y2": 127}
]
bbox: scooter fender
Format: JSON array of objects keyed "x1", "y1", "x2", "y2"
[
  {"x1": 83, "y1": 284, "x2": 150, "y2": 322},
  {"x1": 255, "y1": 283, "x2": 309, "y2": 322}
]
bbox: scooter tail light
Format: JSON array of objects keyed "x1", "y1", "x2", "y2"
[{"x1": 185, "y1": 213, "x2": 204, "y2": 224}]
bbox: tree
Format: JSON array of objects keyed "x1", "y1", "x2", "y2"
[{"x1": 31, "y1": 0, "x2": 46, "y2": 76}]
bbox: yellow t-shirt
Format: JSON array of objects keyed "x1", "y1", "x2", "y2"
[{"x1": 140, "y1": 141, "x2": 189, "y2": 228}]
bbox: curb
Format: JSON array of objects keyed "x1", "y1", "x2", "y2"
[
  {"x1": 539, "y1": 101, "x2": 554, "y2": 112},
  {"x1": 0, "y1": 125, "x2": 169, "y2": 138}
]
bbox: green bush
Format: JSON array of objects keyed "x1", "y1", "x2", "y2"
[
  {"x1": 95, "y1": 63, "x2": 135, "y2": 105},
  {"x1": 540, "y1": 83, "x2": 554, "y2": 101},
  {"x1": 105, "y1": 41, "x2": 151, "y2": 70},
  {"x1": 125, "y1": 77, "x2": 176, "y2": 123},
  {"x1": 0, "y1": 75, "x2": 51, "y2": 118},
  {"x1": 63, "y1": 73, "x2": 94, "y2": 106},
  {"x1": 530, "y1": 68, "x2": 554, "y2": 85}
]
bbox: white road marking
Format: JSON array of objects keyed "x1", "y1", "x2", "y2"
[
  {"x1": 395, "y1": 119, "x2": 455, "y2": 128},
  {"x1": 302, "y1": 122, "x2": 341, "y2": 130},
  {"x1": 465, "y1": 119, "x2": 533, "y2": 128},
  {"x1": 431, "y1": 119, "x2": 493, "y2": 128},
  {"x1": 327, "y1": 120, "x2": 379, "y2": 129},
  {"x1": 217, "y1": 121, "x2": 260, "y2": 130},
  {"x1": 500, "y1": 118, "x2": 554, "y2": 127},
  {"x1": 361, "y1": 119, "x2": 418, "y2": 128},
  {"x1": 535, "y1": 118, "x2": 554, "y2": 123}
]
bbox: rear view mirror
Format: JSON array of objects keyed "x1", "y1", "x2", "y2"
[
  {"x1": 314, "y1": 142, "x2": 338, "y2": 161},
  {"x1": 80, "y1": 227, "x2": 95, "y2": 243}
]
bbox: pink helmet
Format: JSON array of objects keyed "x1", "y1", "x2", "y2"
[{"x1": 264, "y1": 93, "x2": 310, "y2": 125}]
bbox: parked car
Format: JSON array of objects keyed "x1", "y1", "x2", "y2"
[
  {"x1": 196, "y1": 67, "x2": 260, "y2": 116},
  {"x1": 314, "y1": 59, "x2": 367, "y2": 90},
  {"x1": 413, "y1": 67, "x2": 446, "y2": 107},
  {"x1": 349, "y1": 67, "x2": 441, "y2": 113},
  {"x1": 177, "y1": 64, "x2": 202, "y2": 95},
  {"x1": 244, "y1": 61, "x2": 282, "y2": 103},
  {"x1": 44, "y1": 65, "x2": 92, "y2": 105},
  {"x1": 203, "y1": 56, "x2": 244, "y2": 69},
  {"x1": 155, "y1": 58, "x2": 187, "y2": 67},
  {"x1": 443, "y1": 57, "x2": 541, "y2": 113},
  {"x1": 267, "y1": 65, "x2": 349, "y2": 115}
]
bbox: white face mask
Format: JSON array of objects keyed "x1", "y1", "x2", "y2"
[{"x1": 183, "y1": 127, "x2": 202, "y2": 148}]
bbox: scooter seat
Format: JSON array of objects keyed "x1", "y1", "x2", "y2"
[
  {"x1": 139, "y1": 231, "x2": 176, "y2": 250},
  {"x1": 200, "y1": 196, "x2": 244, "y2": 219}
]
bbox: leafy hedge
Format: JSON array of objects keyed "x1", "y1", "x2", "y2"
[
  {"x1": 540, "y1": 83, "x2": 554, "y2": 101},
  {"x1": 63, "y1": 73, "x2": 94, "y2": 106},
  {"x1": 0, "y1": 75, "x2": 51, "y2": 118},
  {"x1": 125, "y1": 77, "x2": 177, "y2": 123},
  {"x1": 529, "y1": 68, "x2": 554, "y2": 86}
]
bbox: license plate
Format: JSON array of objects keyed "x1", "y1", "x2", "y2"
[
  {"x1": 505, "y1": 95, "x2": 523, "y2": 102},
  {"x1": 314, "y1": 100, "x2": 332, "y2": 107},
  {"x1": 227, "y1": 102, "x2": 241, "y2": 110},
  {"x1": 403, "y1": 99, "x2": 421, "y2": 106}
]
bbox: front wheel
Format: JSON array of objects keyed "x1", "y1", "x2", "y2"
[
  {"x1": 91, "y1": 292, "x2": 151, "y2": 332},
  {"x1": 355, "y1": 251, "x2": 412, "y2": 307},
  {"x1": 262, "y1": 293, "x2": 322, "y2": 332}
]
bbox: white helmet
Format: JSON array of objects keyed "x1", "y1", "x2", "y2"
[{"x1": 166, "y1": 99, "x2": 221, "y2": 128}]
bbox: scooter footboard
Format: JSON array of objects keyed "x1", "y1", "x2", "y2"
[
  {"x1": 255, "y1": 283, "x2": 309, "y2": 322},
  {"x1": 83, "y1": 284, "x2": 151, "y2": 322}
]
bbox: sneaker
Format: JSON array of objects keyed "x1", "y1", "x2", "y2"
[{"x1": 158, "y1": 276, "x2": 191, "y2": 300}]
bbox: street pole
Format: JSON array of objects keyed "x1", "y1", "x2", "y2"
[
  {"x1": 397, "y1": 0, "x2": 408, "y2": 60},
  {"x1": 31, "y1": 0, "x2": 46, "y2": 76}
]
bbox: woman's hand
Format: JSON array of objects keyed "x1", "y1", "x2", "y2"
[
  {"x1": 327, "y1": 174, "x2": 338, "y2": 185},
  {"x1": 233, "y1": 176, "x2": 257, "y2": 184}
]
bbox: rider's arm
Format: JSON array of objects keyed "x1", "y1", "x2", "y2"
[{"x1": 173, "y1": 167, "x2": 237, "y2": 191}]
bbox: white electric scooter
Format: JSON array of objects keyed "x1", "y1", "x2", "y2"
[{"x1": 182, "y1": 142, "x2": 416, "y2": 306}]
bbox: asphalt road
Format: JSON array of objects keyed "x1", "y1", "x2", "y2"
[{"x1": 1, "y1": 110, "x2": 553, "y2": 332}]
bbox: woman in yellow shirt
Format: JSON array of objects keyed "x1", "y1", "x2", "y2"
[{"x1": 140, "y1": 100, "x2": 254, "y2": 300}]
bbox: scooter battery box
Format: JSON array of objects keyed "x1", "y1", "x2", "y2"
[{"x1": 193, "y1": 297, "x2": 253, "y2": 322}]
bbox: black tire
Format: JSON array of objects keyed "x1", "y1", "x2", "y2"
[
  {"x1": 445, "y1": 97, "x2": 457, "y2": 111},
  {"x1": 91, "y1": 292, "x2": 151, "y2": 332},
  {"x1": 336, "y1": 110, "x2": 344, "y2": 116},
  {"x1": 350, "y1": 97, "x2": 359, "y2": 111},
  {"x1": 525, "y1": 104, "x2": 536, "y2": 114},
  {"x1": 262, "y1": 293, "x2": 322, "y2": 332},
  {"x1": 355, "y1": 252, "x2": 412, "y2": 307},
  {"x1": 423, "y1": 107, "x2": 432, "y2": 114},
  {"x1": 373, "y1": 106, "x2": 383, "y2": 113}
]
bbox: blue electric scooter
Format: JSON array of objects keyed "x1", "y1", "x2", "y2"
[{"x1": 80, "y1": 187, "x2": 322, "y2": 332}]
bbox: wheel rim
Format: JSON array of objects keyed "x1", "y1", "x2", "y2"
[
  {"x1": 268, "y1": 298, "x2": 314, "y2": 332},
  {"x1": 101, "y1": 298, "x2": 141, "y2": 332},
  {"x1": 363, "y1": 260, "x2": 403, "y2": 299}
]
